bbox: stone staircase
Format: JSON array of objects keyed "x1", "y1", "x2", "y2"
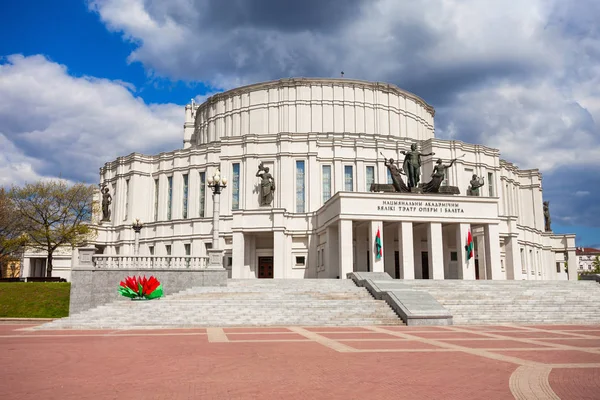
[
  {"x1": 399, "y1": 280, "x2": 600, "y2": 325},
  {"x1": 35, "y1": 279, "x2": 403, "y2": 329}
]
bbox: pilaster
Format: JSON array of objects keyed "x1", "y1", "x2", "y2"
[
  {"x1": 398, "y1": 222, "x2": 415, "y2": 279},
  {"x1": 427, "y1": 222, "x2": 444, "y2": 279}
]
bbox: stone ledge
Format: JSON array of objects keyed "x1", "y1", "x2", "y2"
[{"x1": 347, "y1": 272, "x2": 453, "y2": 326}]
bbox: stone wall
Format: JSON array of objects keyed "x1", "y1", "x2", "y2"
[{"x1": 69, "y1": 268, "x2": 227, "y2": 315}]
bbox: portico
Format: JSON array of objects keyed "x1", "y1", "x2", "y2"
[{"x1": 317, "y1": 192, "x2": 504, "y2": 280}]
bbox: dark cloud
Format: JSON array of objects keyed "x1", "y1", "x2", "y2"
[{"x1": 146, "y1": 0, "x2": 367, "y2": 33}]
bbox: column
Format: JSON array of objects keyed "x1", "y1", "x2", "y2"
[
  {"x1": 504, "y1": 235, "x2": 522, "y2": 280},
  {"x1": 476, "y1": 234, "x2": 487, "y2": 279},
  {"x1": 427, "y1": 222, "x2": 444, "y2": 279},
  {"x1": 231, "y1": 232, "x2": 244, "y2": 279},
  {"x1": 273, "y1": 230, "x2": 286, "y2": 279},
  {"x1": 398, "y1": 222, "x2": 415, "y2": 279},
  {"x1": 455, "y1": 223, "x2": 475, "y2": 280},
  {"x1": 484, "y1": 224, "x2": 504, "y2": 280},
  {"x1": 567, "y1": 249, "x2": 577, "y2": 281},
  {"x1": 338, "y1": 220, "x2": 353, "y2": 279},
  {"x1": 369, "y1": 220, "x2": 384, "y2": 272}
]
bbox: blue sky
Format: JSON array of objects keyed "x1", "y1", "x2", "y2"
[{"x1": 0, "y1": 0, "x2": 599, "y2": 247}]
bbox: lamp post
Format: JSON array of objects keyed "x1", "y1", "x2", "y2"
[
  {"x1": 131, "y1": 219, "x2": 143, "y2": 255},
  {"x1": 206, "y1": 168, "x2": 228, "y2": 269}
]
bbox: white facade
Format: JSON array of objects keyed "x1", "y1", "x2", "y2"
[
  {"x1": 90, "y1": 78, "x2": 576, "y2": 281},
  {"x1": 577, "y1": 248, "x2": 600, "y2": 272}
]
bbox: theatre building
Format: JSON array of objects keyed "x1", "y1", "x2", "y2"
[{"x1": 92, "y1": 78, "x2": 577, "y2": 281}]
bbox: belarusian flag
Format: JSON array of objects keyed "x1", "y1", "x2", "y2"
[
  {"x1": 375, "y1": 227, "x2": 383, "y2": 260},
  {"x1": 465, "y1": 231, "x2": 474, "y2": 260}
]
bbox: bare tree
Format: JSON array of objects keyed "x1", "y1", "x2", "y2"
[
  {"x1": 0, "y1": 188, "x2": 27, "y2": 277},
  {"x1": 10, "y1": 180, "x2": 96, "y2": 277}
]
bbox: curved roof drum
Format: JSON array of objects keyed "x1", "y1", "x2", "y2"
[{"x1": 192, "y1": 78, "x2": 435, "y2": 145}]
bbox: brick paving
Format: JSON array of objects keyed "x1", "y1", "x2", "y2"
[{"x1": 2, "y1": 323, "x2": 600, "y2": 399}]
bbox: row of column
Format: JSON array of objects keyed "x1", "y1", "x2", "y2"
[{"x1": 336, "y1": 220, "x2": 504, "y2": 280}]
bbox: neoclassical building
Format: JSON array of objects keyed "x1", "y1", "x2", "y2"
[{"x1": 91, "y1": 78, "x2": 577, "y2": 282}]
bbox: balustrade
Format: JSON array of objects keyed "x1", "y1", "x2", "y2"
[{"x1": 91, "y1": 255, "x2": 209, "y2": 269}]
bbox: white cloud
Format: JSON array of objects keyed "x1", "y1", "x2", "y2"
[
  {"x1": 0, "y1": 54, "x2": 183, "y2": 185},
  {"x1": 576, "y1": 191, "x2": 591, "y2": 197}
]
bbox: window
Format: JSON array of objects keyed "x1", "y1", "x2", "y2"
[
  {"x1": 488, "y1": 172, "x2": 494, "y2": 197},
  {"x1": 344, "y1": 165, "x2": 354, "y2": 191},
  {"x1": 123, "y1": 178, "x2": 130, "y2": 221},
  {"x1": 166, "y1": 245, "x2": 172, "y2": 255},
  {"x1": 322, "y1": 165, "x2": 332, "y2": 203},
  {"x1": 296, "y1": 160, "x2": 305, "y2": 212},
  {"x1": 450, "y1": 252, "x2": 458, "y2": 262},
  {"x1": 387, "y1": 169, "x2": 393, "y2": 185},
  {"x1": 184, "y1": 243, "x2": 191, "y2": 267},
  {"x1": 153, "y1": 178, "x2": 159, "y2": 221},
  {"x1": 232, "y1": 163, "x2": 240, "y2": 210},
  {"x1": 149, "y1": 246, "x2": 154, "y2": 256},
  {"x1": 366, "y1": 166, "x2": 375, "y2": 191},
  {"x1": 199, "y1": 171, "x2": 206, "y2": 217},
  {"x1": 295, "y1": 256, "x2": 306, "y2": 266},
  {"x1": 227, "y1": 257, "x2": 233, "y2": 267},
  {"x1": 167, "y1": 176, "x2": 173, "y2": 220},
  {"x1": 182, "y1": 174, "x2": 189, "y2": 219},
  {"x1": 556, "y1": 262, "x2": 560, "y2": 273}
]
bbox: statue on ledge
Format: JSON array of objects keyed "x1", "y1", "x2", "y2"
[
  {"x1": 467, "y1": 174, "x2": 485, "y2": 196},
  {"x1": 543, "y1": 201, "x2": 552, "y2": 232},
  {"x1": 422, "y1": 158, "x2": 458, "y2": 193},
  {"x1": 401, "y1": 143, "x2": 435, "y2": 188},
  {"x1": 101, "y1": 185, "x2": 112, "y2": 221},
  {"x1": 256, "y1": 162, "x2": 275, "y2": 206},
  {"x1": 383, "y1": 156, "x2": 410, "y2": 193}
]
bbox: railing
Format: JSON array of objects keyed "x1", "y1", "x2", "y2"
[{"x1": 92, "y1": 255, "x2": 209, "y2": 269}]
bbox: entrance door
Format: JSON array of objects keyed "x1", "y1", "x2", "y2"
[
  {"x1": 258, "y1": 257, "x2": 274, "y2": 279},
  {"x1": 394, "y1": 251, "x2": 400, "y2": 279},
  {"x1": 421, "y1": 252, "x2": 429, "y2": 279},
  {"x1": 475, "y1": 259, "x2": 480, "y2": 280}
]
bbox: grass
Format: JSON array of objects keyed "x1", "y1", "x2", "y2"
[{"x1": 0, "y1": 282, "x2": 70, "y2": 318}]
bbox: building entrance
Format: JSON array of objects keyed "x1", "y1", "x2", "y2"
[
  {"x1": 258, "y1": 257, "x2": 274, "y2": 279},
  {"x1": 421, "y1": 252, "x2": 430, "y2": 279}
]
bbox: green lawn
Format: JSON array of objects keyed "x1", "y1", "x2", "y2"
[{"x1": 0, "y1": 282, "x2": 70, "y2": 318}]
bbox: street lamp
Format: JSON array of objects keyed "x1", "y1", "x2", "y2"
[
  {"x1": 131, "y1": 218, "x2": 143, "y2": 255},
  {"x1": 206, "y1": 168, "x2": 227, "y2": 269}
]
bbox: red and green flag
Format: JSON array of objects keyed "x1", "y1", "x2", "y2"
[
  {"x1": 375, "y1": 227, "x2": 383, "y2": 260},
  {"x1": 465, "y1": 231, "x2": 474, "y2": 261}
]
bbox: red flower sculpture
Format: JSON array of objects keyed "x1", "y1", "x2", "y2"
[{"x1": 119, "y1": 275, "x2": 163, "y2": 299}]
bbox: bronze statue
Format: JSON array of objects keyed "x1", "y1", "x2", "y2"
[
  {"x1": 383, "y1": 157, "x2": 410, "y2": 193},
  {"x1": 401, "y1": 143, "x2": 435, "y2": 188},
  {"x1": 543, "y1": 201, "x2": 551, "y2": 232},
  {"x1": 422, "y1": 158, "x2": 458, "y2": 193},
  {"x1": 467, "y1": 174, "x2": 485, "y2": 196},
  {"x1": 101, "y1": 186, "x2": 112, "y2": 221},
  {"x1": 256, "y1": 162, "x2": 275, "y2": 206}
]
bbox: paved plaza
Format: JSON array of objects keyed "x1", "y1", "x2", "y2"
[{"x1": 2, "y1": 322, "x2": 600, "y2": 399}]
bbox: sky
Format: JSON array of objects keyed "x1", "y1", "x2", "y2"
[{"x1": 0, "y1": 0, "x2": 599, "y2": 247}]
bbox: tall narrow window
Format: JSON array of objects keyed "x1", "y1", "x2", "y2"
[
  {"x1": 199, "y1": 171, "x2": 206, "y2": 217},
  {"x1": 167, "y1": 176, "x2": 173, "y2": 220},
  {"x1": 365, "y1": 166, "x2": 375, "y2": 191},
  {"x1": 123, "y1": 178, "x2": 130, "y2": 221},
  {"x1": 344, "y1": 165, "x2": 354, "y2": 191},
  {"x1": 296, "y1": 160, "x2": 305, "y2": 212},
  {"x1": 387, "y1": 169, "x2": 393, "y2": 185},
  {"x1": 488, "y1": 172, "x2": 494, "y2": 196},
  {"x1": 232, "y1": 163, "x2": 240, "y2": 210},
  {"x1": 184, "y1": 243, "x2": 191, "y2": 268},
  {"x1": 153, "y1": 178, "x2": 159, "y2": 221},
  {"x1": 322, "y1": 165, "x2": 332, "y2": 203},
  {"x1": 182, "y1": 173, "x2": 189, "y2": 219}
]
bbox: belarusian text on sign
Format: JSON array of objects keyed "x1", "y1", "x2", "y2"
[{"x1": 377, "y1": 200, "x2": 465, "y2": 214}]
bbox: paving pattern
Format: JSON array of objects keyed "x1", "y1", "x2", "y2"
[{"x1": 2, "y1": 323, "x2": 600, "y2": 399}]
